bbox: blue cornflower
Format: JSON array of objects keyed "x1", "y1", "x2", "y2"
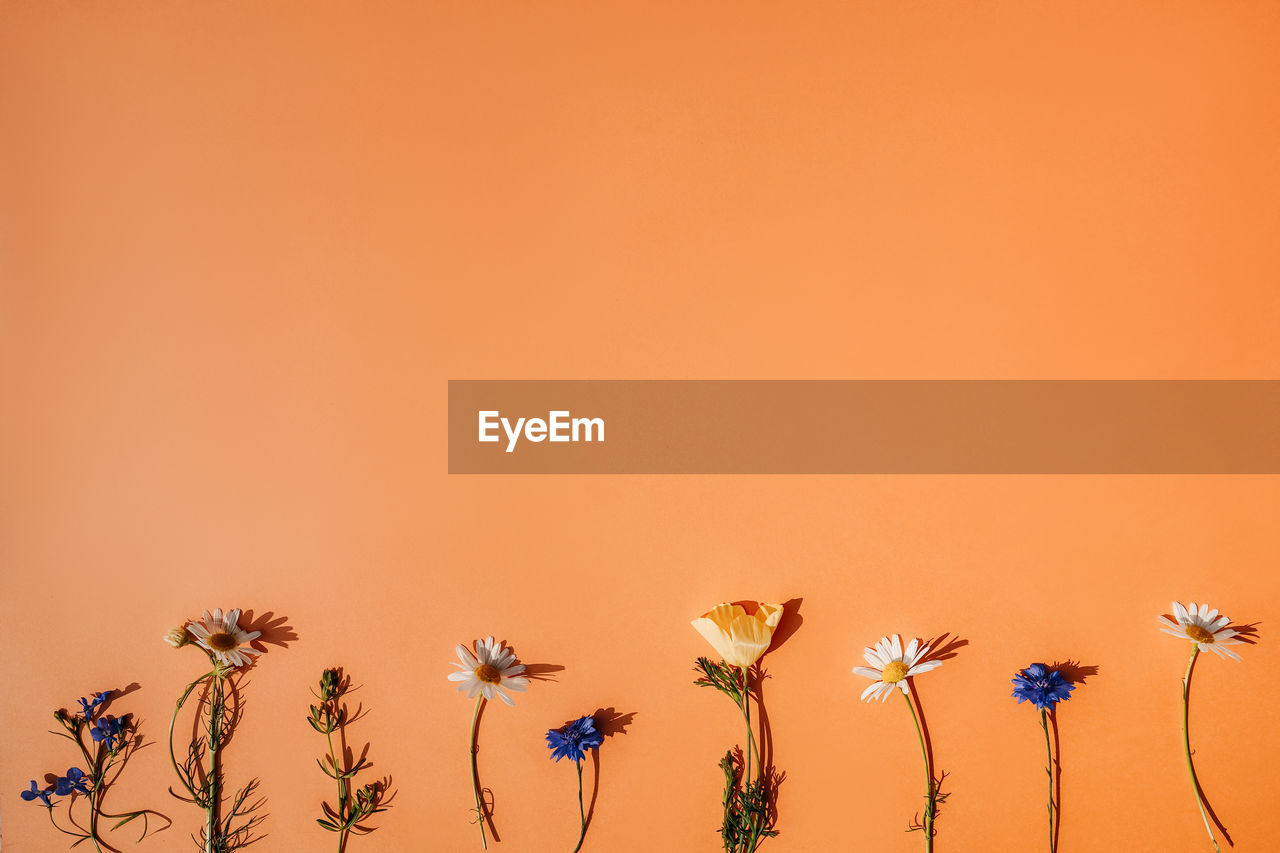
[
  {"x1": 77, "y1": 691, "x2": 110, "y2": 720},
  {"x1": 20, "y1": 780, "x2": 54, "y2": 807},
  {"x1": 54, "y1": 768, "x2": 91, "y2": 797},
  {"x1": 90, "y1": 716, "x2": 125, "y2": 751},
  {"x1": 545, "y1": 715, "x2": 604, "y2": 763},
  {"x1": 1011, "y1": 663, "x2": 1075, "y2": 711}
]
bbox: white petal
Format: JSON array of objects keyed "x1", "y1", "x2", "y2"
[
  {"x1": 495, "y1": 688, "x2": 515, "y2": 706},
  {"x1": 904, "y1": 638, "x2": 920, "y2": 663},
  {"x1": 447, "y1": 672, "x2": 471, "y2": 682},
  {"x1": 1173, "y1": 602, "x2": 1189, "y2": 623},
  {"x1": 890, "y1": 635, "x2": 903, "y2": 660},
  {"x1": 860, "y1": 681, "x2": 883, "y2": 701},
  {"x1": 852, "y1": 666, "x2": 882, "y2": 679},
  {"x1": 908, "y1": 660, "x2": 942, "y2": 676},
  {"x1": 863, "y1": 648, "x2": 884, "y2": 668}
]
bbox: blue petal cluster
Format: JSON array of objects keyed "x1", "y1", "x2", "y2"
[
  {"x1": 1011, "y1": 663, "x2": 1075, "y2": 711},
  {"x1": 18, "y1": 768, "x2": 92, "y2": 806},
  {"x1": 20, "y1": 780, "x2": 53, "y2": 807},
  {"x1": 545, "y1": 715, "x2": 604, "y2": 763},
  {"x1": 77, "y1": 692, "x2": 110, "y2": 720},
  {"x1": 54, "y1": 768, "x2": 91, "y2": 796},
  {"x1": 90, "y1": 716, "x2": 125, "y2": 751}
]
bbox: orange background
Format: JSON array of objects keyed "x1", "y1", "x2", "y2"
[{"x1": 2, "y1": 2, "x2": 1278, "y2": 851}]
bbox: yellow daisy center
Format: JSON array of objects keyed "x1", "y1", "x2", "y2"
[
  {"x1": 207, "y1": 631, "x2": 239, "y2": 652},
  {"x1": 475, "y1": 664, "x2": 502, "y2": 684},
  {"x1": 882, "y1": 660, "x2": 910, "y2": 683},
  {"x1": 1185, "y1": 624, "x2": 1215, "y2": 644}
]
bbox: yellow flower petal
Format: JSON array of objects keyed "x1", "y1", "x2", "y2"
[{"x1": 692, "y1": 601, "x2": 784, "y2": 667}]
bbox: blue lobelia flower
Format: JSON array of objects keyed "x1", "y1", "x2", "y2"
[
  {"x1": 1011, "y1": 663, "x2": 1075, "y2": 711},
  {"x1": 89, "y1": 716, "x2": 125, "y2": 751},
  {"x1": 77, "y1": 691, "x2": 110, "y2": 721},
  {"x1": 20, "y1": 780, "x2": 54, "y2": 807},
  {"x1": 545, "y1": 715, "x2": 604, "y2": 763},
  {"x1": 54, "y1": 768, "x2": 91, "y2": 797}
]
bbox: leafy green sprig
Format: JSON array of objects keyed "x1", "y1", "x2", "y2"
[
  {"x1": 308, "y1": 668, "x2": 389, "y2": 851},
  {"x1": 694, "y1": 657, "x2": 778, "y2": 853}
]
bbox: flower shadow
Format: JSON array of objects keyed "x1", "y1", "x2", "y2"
[
  {"x1": 584, "y1": 707, "x2": 636, "y2": 833},
  {"x1": 1046, "y1": 660, "x2": 1099, "y2": 686},
  {"x1": 240, "y1": 610, "x2": 298, "y2": 656},
  {"x1": 521, "y1": 663, "x2": 565, "y2": 682}
]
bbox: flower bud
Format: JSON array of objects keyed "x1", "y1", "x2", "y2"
[
  {"x1": 319, "y1": 668, "x2": 341, "y2": 701},
  {"x1": 163, "y1": 626, "x2": 190, "y2": 649}
]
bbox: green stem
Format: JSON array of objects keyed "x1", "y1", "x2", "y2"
[
  {"x1": 571, "y1": 760, "x2": 586, "y2": 853},
  {"x1": 68, "y1": 722, "x2": 106, "y2": 853},
  {"x1": 740, "y1": 667, "x2": 755, "y2": 789},
  {"x1": 902, "y1": 687, "x2": 934, "y2": 853},
  {"x1": 45, "y1": 805, "x2": 91, "y2": 841},
  {"x1": 326, "y1": 726, "x2": 350, "y2": 853},
  {"x1": 1182, "y1": 647, "x2": 1221, "y2": 853},
  {"x1": 469, "y1": 696, "x2": 488, "y2": 850},
  {"x1": 168, "y1": 670, "x2": 215, "y2": 801},
  {"x1": 205, "y1": 673, "x2": 226, "y2": 853},
  {"x1": 1040, "y1": 709, "x2": 1056, "y2": 853}
]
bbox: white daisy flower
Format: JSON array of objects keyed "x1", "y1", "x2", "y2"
[
  {"x1": 447, "y1": 636, "x2": 530, "y2": 706},
  {"x1": 1158, "y1": 601, "x2": 1242, "y2": 661},
  {"x1": 853, "y1": 634, "x2": 943, "y2": 702},
  {"x1": 187, "y1": 608, "x2": 263, "y2": 669}
]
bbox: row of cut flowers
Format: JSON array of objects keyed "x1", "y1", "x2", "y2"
[{"x1": 18, "y1": 601, "x2": 1247, "y2": 852}]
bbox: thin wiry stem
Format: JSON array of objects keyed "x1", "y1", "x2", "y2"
[
  {"x1": 1040, "y1": 709, "x2": 1056, "y2": 853},
  {"x1": 571, "y1": 760, "x2": 587, "y2": 853},
  {"x1": 902, "y1": 687, "x2": 934, "y2": 853},
  {"x1": 469, "y1": 696, "x2": 488, "y2": 850},
  {"x1": 1182, "y1": 647, "x2": 1221, "y2": 853}
]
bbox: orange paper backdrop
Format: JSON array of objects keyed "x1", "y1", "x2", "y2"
[{"x1": 2, "y1": 2, "x2": 1278, "y2": 851}]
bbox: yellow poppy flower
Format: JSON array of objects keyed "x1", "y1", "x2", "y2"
[{"x1": 691, "y1": 602, "x2": 784, "y2": 667}]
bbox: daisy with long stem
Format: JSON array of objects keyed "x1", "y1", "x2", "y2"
[
  {"x1": 165, "y1": 608, "x2": 267, "y2": 853},
  {"x1": 853, "y1": 635, "x2": 945, "y2": 851},
  {"x1": 447, "y1": 636, "x2": 530, "y2": 850},
  {"x1": 1011, "y1": 663, "x2": 1076, "y2": 852},
  {"x1": 1159, "y1": 601, "x2": 1244, "y2": 853}
]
